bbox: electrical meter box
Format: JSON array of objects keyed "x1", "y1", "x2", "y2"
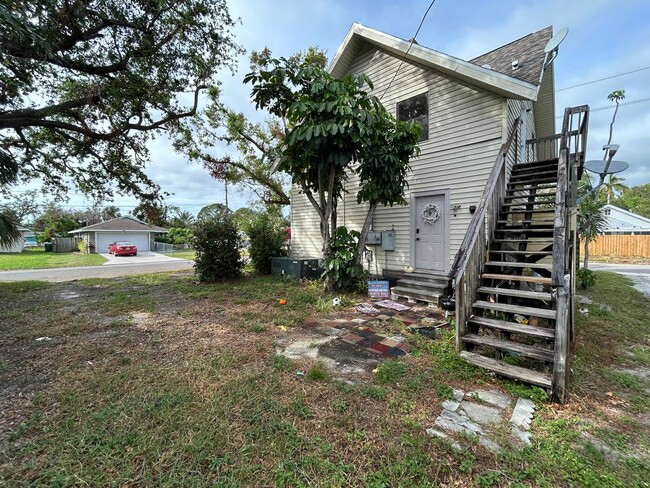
[
  {"x1": 366, "y1": 231, "x2": 382, "y2": 245},
  {"x1": 381, "y1": 230, "x2": 395, "y2": 251}
]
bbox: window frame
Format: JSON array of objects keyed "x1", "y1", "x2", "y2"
[{"x1": 396, "y1": 92, "x2": 429, "y2": 142}]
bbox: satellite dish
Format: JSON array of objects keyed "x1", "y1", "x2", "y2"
[
  {"x1": 584, "y1": 160, "x2": 629, "y2": 175},
  {"x1": 543, "y1": 27, "x2": 568, "y2": 68}
]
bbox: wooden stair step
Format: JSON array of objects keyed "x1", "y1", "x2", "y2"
[
  {"x1": 472, "y1": 300, "x2": 556, "y2": 319},
  {"x1": 468, "y1": 315, "x2": 555, "y2": 339},
  {"x1": 507, "y1": 177, "x2": 558, "y2": 185},
  {"x1": 391, "y1": 286, "x2": 442, "y2": 304},
  {"x1": 507, "y1": 183, "x2": 558, "y2": 191},
  {"x1": 497, "y1": 219, "x2": 555, "y2": 225},
  {"x1": 482, "y1": 273, "x2": 552, "y2": 284},
  {"x1": 477, "y1": 286, "x2": 552, "y2": 301},
  {"x1": 513, "y1": 158, "x2": 558, "y2": 169},
  {"x1": 502, "y1": 199, "x2": 556, "y2": 206},
  {"x1": 491, "y1": 238, "x2": 553, "y2": 243},
  {"x1": 463, "y1": 334, "x2": 555, "y2": 362},
  {"x1": 495, "y1": 228, "x2": 554, "y2": 234},
  {"x1": 489, "y1": 250, "x2": 552, "y2": 256},
  {"x1": 502, "y1": 208, "x2": 556, "y2": 214},
  {"x1": 460, "y1": 351, "x2": 552, "y2": 388},
  {"x1": 485, "y1": 261, "x2": 552, "y2": 270},
  {"x1": 510, "y1": 170, "x2": 557, "y2": 179}
]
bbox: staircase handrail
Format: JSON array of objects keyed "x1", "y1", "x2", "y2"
[
  {"x1": 551, "y1": 105, "x2": 589, "y2": 287},
  {"x1": 449, "y1": 117, "x2": 521, "y2": 288}
]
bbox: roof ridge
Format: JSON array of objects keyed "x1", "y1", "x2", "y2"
[{"x1": 470, "y1": 26, "x2": 553, "y2": 63}]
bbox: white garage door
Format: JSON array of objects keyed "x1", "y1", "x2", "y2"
[{"x1": 96, "y1": 232, "x2": 150, "y2": 252}]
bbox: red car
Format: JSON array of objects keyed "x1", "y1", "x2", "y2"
[{"x1": 108, "y1": 241, "x2": 138, "y2": 256}]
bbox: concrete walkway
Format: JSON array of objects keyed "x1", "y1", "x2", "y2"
[
  {"x1": 100, "y1": 251, "x2": 185, "y2": 266},
  {"x1": 0, "y1": 260, "x2": 194, "y2": 282}
]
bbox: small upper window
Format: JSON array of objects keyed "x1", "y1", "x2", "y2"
[
  {"x1": 397, "y1": 93, "x2": 428, "y2": 141},
  {"x1": 604, "y1": 208, "x2": 611, "y2": 216}
]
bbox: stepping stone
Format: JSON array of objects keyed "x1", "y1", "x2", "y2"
[
  {"x1": 452, "y1": 388, "x2": 465, "y2": 401},
  {"x1": 478, "y1": 435, "x2": 500, "y2": 452},
  {"x1": 469, "y1": 389, "x2": 512, "y2": 410},
  {"x1": 442, "y1": 400, "x2": 460, "y2": 412},
  {"x1": 511, "y1": 426, "x2": 531, "y2": 445},
  {"x1": 510, "y1": 398, "x2": 535, "y2": 430},
  {"x1": 458, "y1": 401, "x2": 503, "y2": 425},
  {"x1": 438, "y1": 409, "x2": 484, "y2": 435}
]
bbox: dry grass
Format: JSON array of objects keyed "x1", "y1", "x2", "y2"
[{"x1": 0, "y1": 272, "x2": 648, "y2": 486}]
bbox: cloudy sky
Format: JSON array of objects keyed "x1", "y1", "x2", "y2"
[{"x1": 10, "y1": 0, "x2": 650, "y2": 215}]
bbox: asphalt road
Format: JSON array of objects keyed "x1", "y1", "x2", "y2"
[
  {"x1": 589, "y1": 262, "x2": 650, "y2": 298},
  {"x1": 0, "y1": 260, "x2": 194, "y2": 283}
]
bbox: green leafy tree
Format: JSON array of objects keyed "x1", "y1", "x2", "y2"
[
  {"x1": 1, "y1": 1, "x2": 242, "y2": 201},
  {"x1": 168, "y1": 227, "x2": 194, "y2": 246},
  {"x1": 193, "y1": 213, "x2": 242, "y2": 282},
  {"x1": 245, "y1": 57, "x2": 420, "y2": 290},
  {"x1": 197, "y1": 203, "x2": 230, "y2": 222},
  {"x1": 232, "y1": 207, "x2": 261, "y2": 232},
  {"x1": 245, "y1": 211, "x2": 288, "y2": 274},
  {"x1": 614, "y1": 183, "x2": 650, "y2": 218},
  {"x1": 131, "y1": 202, "x2": 177, "y2": 227},
  {"x1": 179, "y1": 48, "x2": 328, "y2": 207},
  {"x1": 0, "y1": 189, "x2": 41, "y2": 224}
]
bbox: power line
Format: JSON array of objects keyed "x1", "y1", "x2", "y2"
[
  {"x1": 556, "y1": 66, "x2": 650, "y2": 92},
  {"x1": 554, "y1": 96, "x2": 650, "y2": 118},
  {"x1": 380, "y1": 0, "x2": 437, "y2": 100}
]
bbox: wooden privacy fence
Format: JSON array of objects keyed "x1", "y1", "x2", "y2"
[
  {"x1": 51, "y1": 236, "x2": 80, "y2": 253},
  {"x1": 582, "y1": 234, "x2": 650, "y2": 257}
]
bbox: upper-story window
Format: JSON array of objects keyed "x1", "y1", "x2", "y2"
[
  {"x1": 396, "y1": 93, "x2": 428, "y2": 142},
  {"x1": 604, "y1": 208, "x2": 611, "y2": 216}
]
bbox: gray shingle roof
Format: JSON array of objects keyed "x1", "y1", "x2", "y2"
[
  {"x1": 469, "y1": 26, "x2": 552, "y2": 86},
  {"x1": 70, "y1": 216, "x2": 167, "y2": 233}
]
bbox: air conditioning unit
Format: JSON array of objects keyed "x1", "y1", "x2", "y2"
[{"x1": 271, "y1": 257, "x2": 323, "y2": 279}]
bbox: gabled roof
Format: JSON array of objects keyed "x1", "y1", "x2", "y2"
[
  {"x1": 604, "y1": 204, "x2": 650, "y2": 228},
  {"x1": 328, "y1": 23, "x2": 543, "y2": 101},
  {"x1": 69, "y1": 216, "x2": 167, "y2": 233},
  {"x1": 470, "y1": 26, "x2": 552, "y2": 86}
]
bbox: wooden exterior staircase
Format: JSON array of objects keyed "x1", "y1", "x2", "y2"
[{"x1": 450, "y1": 106, "x2": 590, "y2": 401}]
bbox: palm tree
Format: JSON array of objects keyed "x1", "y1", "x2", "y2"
[
  {"x1": 0, "y1": 150, "x2": 21, "y2": 247},
  {"x1": 171, "y1": 210, "x2": 196, "y2": 228},
  {"x1": 601, "y1": 174, "x2": 628, "y2": 204}
]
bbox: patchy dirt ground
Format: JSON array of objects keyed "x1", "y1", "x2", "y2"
[{"x1": 1, "y1": 272, "x2": 649, "y2": 486}]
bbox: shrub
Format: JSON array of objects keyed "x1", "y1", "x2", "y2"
[
  {"x1": 324, "y1": 226, "x2": 368, "y2": 291},
  {"x1": 577, "y1": 267, "x2": 597, "y2": 289},
  {"x1": 193, "y1": 213, "x2": 243, "y2": 282},
  {"x1": 245, "y1": 212, "x2": 287, "y2": 274}
]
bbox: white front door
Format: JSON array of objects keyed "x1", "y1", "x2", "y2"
[{"x1": 413, "y1": 193, "x2": 447, "y2": 272}]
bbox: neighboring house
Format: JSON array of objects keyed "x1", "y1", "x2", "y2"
[
  {"x1": 291, "y1": 23, "x2": 554, "y2": 279},
  {"x1": 69, "y1": 216, "x2": 167, "y2": 253},
  {"x1": 19, "y1": 226, "x2": 39, "y2": 247},
  {"x1": 602, "y1": 204, "x2": 650, "y2": 234},
  {"x1": 0, "y1": 228, "x2": 25, "y2": 253}
]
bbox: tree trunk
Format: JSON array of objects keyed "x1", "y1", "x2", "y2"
[
  {"x1": 356, "y1": 201, "x2": 378, "y2": 266},
  {"x1": 583, "y1": 240, "x2": 590, "y2": 270}
]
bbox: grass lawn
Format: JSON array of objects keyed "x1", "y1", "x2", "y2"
[
  {"x1": 161, "y1": 250, "x2": 195, "y2": 260},
  {"x1": 0, "y1": 272, "x2": 648, "y2": 486},
  {"x1": 0, "y1": 248, "x2": 106, "y2": 271}
]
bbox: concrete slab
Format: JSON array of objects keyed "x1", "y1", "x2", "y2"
[
  {"x1": 100, "y1": 251, "x2": 186, "y2": 266},
  {"x1": 458, "y1": 400, "x2": 503, "y2": 425},
  {"x1": 510, "y1": 398, "x2": 536, "y2": 430},
  {"x1": 468, "y1": 389, "x2": 512, "y2": 410}
]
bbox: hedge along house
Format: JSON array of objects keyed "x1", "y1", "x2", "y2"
[
  {"x1": 291, "y1": 23, "x2": 591, "y2": 400},
  {"x1": 69, "y1": 216, "x2": 167, "y2": 253},
  {"x1": 292, "y1": 23, "x2": 555, "y2": 298}
]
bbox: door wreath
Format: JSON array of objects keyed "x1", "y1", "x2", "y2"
[{"x1": 421, "y1": 203, "x2": 441, "y2": 224}]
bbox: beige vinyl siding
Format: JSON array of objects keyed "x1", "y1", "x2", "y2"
[
  {"x1": 505, "y1": 98, "x2": 536, "y2": 173},
  {"x1": 290, "y1": 191, "x2": 323, "y2": 258},
  {"x1": 533, "y1": 62, "x2": 556, "y2": 139},
  {"x1": 338, "y1": 47, "x2": 505, "y2": 274}
]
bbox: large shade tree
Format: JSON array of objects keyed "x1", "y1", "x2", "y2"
[
  {"x1": 0, "y1": 0, "x2": 242, "y2": 201},
  {"x1": 245, "y1": 57, "x2": 421, "y2": 289}
]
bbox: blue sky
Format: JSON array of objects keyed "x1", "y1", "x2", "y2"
[{"x1": 10, "y1": 0, "x2": 650, "y2": 215}]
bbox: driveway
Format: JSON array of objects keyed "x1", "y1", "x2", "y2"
[
  {"x1": 0, "y1": 260, "x2": 194, "y2": 283},
  {"x1": 590, "y1": 262, "x2": 650, "y2": 299},
  {"x1": 100, "y1": 251, "x2": 185, "y2": 266}
]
